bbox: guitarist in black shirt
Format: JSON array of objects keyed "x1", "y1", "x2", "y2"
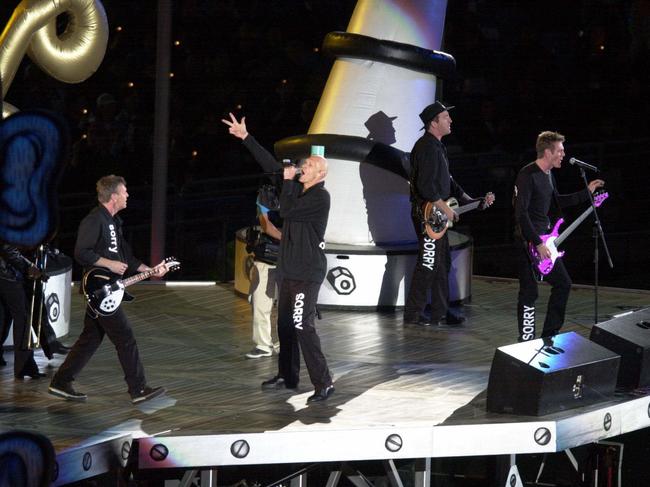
[
  {"x1": 404, "y1": 101, "x2": 494, "y2": 327},
  {"x1": 513, "y1": 131, "x2": 604, "y2": 341},
  {"x1": 49, "y1": 175, "x2": 169, "y2": 403}
]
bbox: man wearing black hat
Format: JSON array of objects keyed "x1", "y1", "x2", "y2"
[{"x1": 404, "y1": 102, "x2": 493, "y2": 326}]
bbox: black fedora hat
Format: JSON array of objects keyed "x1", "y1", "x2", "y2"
[{"x1": 419, "y1": 101, "x2": 454, "y2": 128}]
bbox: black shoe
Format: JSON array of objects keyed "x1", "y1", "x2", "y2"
[
  {"x1": 307, "y1": 385, "x2": 335, "y2": 403},
  {"x1": 131, "y1": 386, "x2": 166, "y2": 404},
  {"x1": 51, "y1": 341, "x2": 71, "y2": 355},
  {"x1": 439, "y1": 312, "x2": 466, "y2": 326},
  {"x1": 49, "y1": 380, "x2": 87, "y2": 401},
  {"x1": 403, "y1": 314, "x2": 432, "y2": 326},
  {"x1": 261, "y1": 375, "x2": 297, "y2": 390},
  {"x1": 15, "y1": 369, "x2": 46, "y2": 380}
]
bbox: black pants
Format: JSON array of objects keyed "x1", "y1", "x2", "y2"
[
  {"x1": 0, "y1": 279, "x2": 39, "y2": 376},
  {"x1": 517, "y1": 242, "x2": 572, "y2": 341},
  {"x1": 404, "y1": 214, "x2": 451, "y2": 321},
  {"x1": 54, "y1": 307, "x2": 146, "y2": 396},
  {"x1": 277, "y1": 278, "x2": 331, "y2": 390},
  {"x1": 39, "y1": 319, "x2": 59, "y2": 360}
]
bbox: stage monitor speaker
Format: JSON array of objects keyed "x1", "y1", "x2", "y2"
[
  {"x1": 590, "y1": 308, "x2": 650, "y2": 390},
  {"x1": 487, "y1": 332, "x2": 620, "y2": 416}
]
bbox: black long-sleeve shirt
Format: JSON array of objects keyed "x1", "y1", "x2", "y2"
[
  {"x1": 279, "y1": 180, "x2": 329, "y2": 283},
  {"x1": 410, "y1": 132, "x2": 465, "y2": 206},
  {"x1": 513, "y1": 162, "x2": 589, "y2": 245},
  {"x1": 243, "y1": 134, "x2": 329, "y2": 282},
  {"x1": 243, "y1": 134, "x2": 280, "y2": 174},
  {"x1": 74, "y1": 205, "x2": 142, "y2": 274}
]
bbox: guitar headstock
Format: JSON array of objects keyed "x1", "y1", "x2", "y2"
[
  {"x1": 163, "y1": 256, "x2": 181, "y2": 273},
  {"x1": 593, "y1": 190, "x2": 608, "y2": 208},
  {"x1": 479, "y1": 191, "x2": 495, "y2": 210}
]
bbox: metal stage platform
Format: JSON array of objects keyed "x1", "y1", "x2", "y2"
[{"x1": 1, "y1": 278, "x2": 649, "y2": 485}]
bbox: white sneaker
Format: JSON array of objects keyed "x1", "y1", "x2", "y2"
[{"x1": 245, "y1": 347, "x2": 272, "y2": 359}]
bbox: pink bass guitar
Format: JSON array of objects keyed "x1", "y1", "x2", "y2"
[{"x1": 529, "y1": 191, "x2": 608, "y2": 275}]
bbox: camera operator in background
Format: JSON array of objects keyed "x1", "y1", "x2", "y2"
[
  {"x1": 222, "y1": 114, "x2": 283, "y2": 359},
  {"x1": 245, "y1": 184, "x2": 282, "y2": 359}
]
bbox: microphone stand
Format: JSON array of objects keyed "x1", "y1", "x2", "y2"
[{"x1": 579, "y1": 168, "x2": 613, "y2": 324}]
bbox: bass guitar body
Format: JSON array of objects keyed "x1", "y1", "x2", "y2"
[
  {"x1": 528, "y1": 219, "x2": 565, "y2": 275},
  {"x1": 528, "y1": 190, "x2": 608, "y2": 276}
]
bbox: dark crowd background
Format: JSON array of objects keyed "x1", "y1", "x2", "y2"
[{"x1": 1, "y1": 0, "x2": 648, "y2": 290}]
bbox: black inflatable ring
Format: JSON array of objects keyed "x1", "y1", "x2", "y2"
[
  {"x1": 322, "y1": 31, "x2": 456, "y2": 79},
  {"x1": 274, "y1": 133, "x2": 409, "y2": 180}
]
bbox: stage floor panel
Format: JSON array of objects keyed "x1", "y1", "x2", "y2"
[{"x1": 1, "y1": 277, "x2": 649, "y2": 481}]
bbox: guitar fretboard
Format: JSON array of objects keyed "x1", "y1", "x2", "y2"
[
  {"x1": 122, "y1": 268, "x2": 160, "y2": 287},
  {"x1": 555, "y1": 207, "x2": 594, "y2": 247},
  {"x1": 555, "y1": 192, "x2": 608, "y2": 247},
  {"x1": 456, "y1": 200, "x2": 482, "y2": 216}
]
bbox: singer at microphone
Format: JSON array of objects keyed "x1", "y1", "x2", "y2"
[
  {"x1": 512, "y1": 131, "x2": 605, "y2": 343},
  {"x1": 568, "y1": 157, "x2": 599, "y2": 172}
]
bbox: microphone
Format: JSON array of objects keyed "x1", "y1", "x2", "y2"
[
  {"x1": 264, "y1": 167, "x2": 302, "y2": 176},
  {"x1": 281, "y1": 158, "x2": 302, "y2": 176},
  {"x1": 569, "y1": 157, "x2": 599, "y2": 172}
]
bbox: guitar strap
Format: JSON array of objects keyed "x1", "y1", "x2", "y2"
[
  {"x1": 408, "y1": 161, "x2": 427, "y2": 235},
  {"x1": 86, "y1": 306, "x2": 99, "y2": 319},
  {"x1": 548, "y1": 173, "x2": 564, "y2": 224}
]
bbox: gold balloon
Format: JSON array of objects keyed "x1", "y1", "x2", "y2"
[
  {"x1": 2, "y1": 101, "x2": 19, "y2": 118},
  {"x1": 1, "y1": 0, "x2": 109, "y2": 117}
]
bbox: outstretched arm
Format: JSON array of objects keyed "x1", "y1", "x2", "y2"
[{"x1": 222, "y1": 112, "x2": 280, "y2": 173}]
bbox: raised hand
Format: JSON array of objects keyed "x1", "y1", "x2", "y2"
[{"x1": 221, "y1": 112, "x2": 248, "y2": 140}]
